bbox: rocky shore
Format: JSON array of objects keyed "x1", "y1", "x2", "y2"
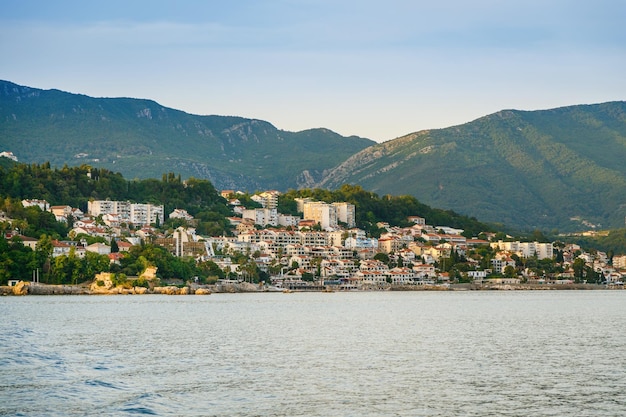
[{"x1": 0, "y1": 281, "x2": 215, "y2": 296}]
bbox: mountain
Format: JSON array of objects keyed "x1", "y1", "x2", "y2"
[
  {"x1": 318, "y1": 102, "x2": 626, "y2": 232},
  {"x1": 0, "y1": 80, "x2": 374, "y2": 191},
  {"x1": 3, "y1": 79, "x2": 626, "y2": 232}
]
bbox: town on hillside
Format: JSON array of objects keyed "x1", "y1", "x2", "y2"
[{"x1": 2, "y1": 189, "x2": 625, "y2": 291}]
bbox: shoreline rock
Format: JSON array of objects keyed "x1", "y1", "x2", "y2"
[{"x1": 0, "y1": 281, "x2": 614, "y2": 296}]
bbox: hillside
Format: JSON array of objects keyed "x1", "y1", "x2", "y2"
[
  {"x1": 318, "y1": 102, "x2": 626, "y2": 232},
  {"x1": 0, "y1": 80, "x2": 374, "y2": 191}
]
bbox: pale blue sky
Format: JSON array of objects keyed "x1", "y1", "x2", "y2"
[{"x1": 1, "y1": 1, "x2": 625, "y2": 142}]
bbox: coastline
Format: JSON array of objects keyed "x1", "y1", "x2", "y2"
[{"x1": 1, "y1": 281, "x2": 616, "y2": 296}]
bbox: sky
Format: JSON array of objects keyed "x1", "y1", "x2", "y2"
[{"x1": 1, "y1": 0, "x2": 625, "y2": 142}]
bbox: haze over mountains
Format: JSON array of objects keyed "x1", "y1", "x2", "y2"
[{"x1": 1, "y1": 80, "x2": 625, "y2": 232}]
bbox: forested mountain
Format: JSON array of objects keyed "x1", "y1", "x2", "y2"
[
  {"x1": 318, "y1": 102, "x2": 626, "y2": 232},
  {"x1": 3, "y1": 80, "x2": 626, "y2": 232},
  {"x1": 0, "y1": 80, "x2": 374, "y2": 191}
]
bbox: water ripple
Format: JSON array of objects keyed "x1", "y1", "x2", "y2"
[{"x1": 1, "y1": 292, "x2": 626, "y2": 416}]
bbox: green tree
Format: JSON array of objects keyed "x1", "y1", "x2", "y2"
[
  {"x1": 572, "y1": 258, "x2": 585, "y2": 282},
  {"x1": 110, "y1": 239, "x2": 119, "y2": 253},
  {"x1": 374, "y1": 252, "x2": 390, "y2": 264},
  {"x1": 503, "y1": 265, "x2": 516, "y2": 278}
]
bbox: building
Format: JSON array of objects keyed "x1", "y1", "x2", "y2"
[
  {"x1": 332, "y1": 202, "x2": 356, "y2": 228},
  {"x1": 85, "y1": 242, "x2": 111, "y2": 255},
  {"x1": 378, "y1": 236, "x2": 403, "y2": 254},
  {"x1": 303, "y1": 202, "x2": 337, "y2": 230},
  {"x1": 0, "y1": 151, "x2": 18, "y2": 161},
  {"x1": 51, "y1": 240, "x2": 72, "y2": 257},
  {"x1": 88, "y1": 200, "x2": 164, "y2": 226},
  {"x1": 490, "y1": 241, "x2": 554, "y2": 260},
  {"x1": 22, "y1": 199, "x2": 49, "y2": 211},
  {"x1": 242, "y1": 208, "x2": 278, "y2": 227},
  {"x1": 16, "y1": 235, "x2": 38, "y2": 250},
  {"x1": 130, "y1": 203, "x2": 164, "y2": 226},
  {"x1": 50, "y1": 205, "x2": 72, "y2": 222},
  {"x1": 407, "y1": 216, "x2": 426, "y2": 226},
  {"x1": 467, "y1": 270, "x2": 487, "y2": 283},
  {"x1": 491, "y1": 255, "x2": 516, "y2": 274},
  {"x1": 169, "y1": 208, "x2": 194, "y2": 221},
  {"x1": 278, "y1": 213, "x2": 301, "y2": 227},
  {"x1": 294, "y1": 197, "x2": 315, "y2": 213},
  {"x1": 613, "y1": 255, "x2": 626, "y2": 269},
  {"x1": 88, "y1": 200, "x2": 130, "y2": 223},
  {"x1": 251, "y1": 191, "x2": 280, "y2": 209}
]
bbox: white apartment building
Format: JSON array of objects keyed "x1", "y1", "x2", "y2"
[
  {"x1": 251, "y1": 191, "x2": 280, "y2": 209},
  {"x1": 295, "y1": 197, "x2": 315, "y2": 213},
  {"x1": 327, "y1": 231, "x2": 345, "y2": 247},
  {"x1": 131, "y1": 203, "x2": 165, "y2": 226},
  {"x1": 278, "y1": 213, "x2": 301, "y2": 227},
  {"x1": 88, "y1": 200, "x2": 164, "y2": 226},
  {"x1": 332, "y1": 202, "x2": 356, "y2": 228},
  {"x1": 490, "y1": 241, "x2": 554, "y2": 260},
  {"x1": 301, "y1": 231, "x2": 329, "y2": 247},
  {"x1": 491, "y1": 256, "x2": 516, "y2": 274},
  {"x1": 88, "y1": 200, "x2": 130, "y2": 223},
  {"x1": 612, "y1": 255, "x2": 626, "y2": 269},
  {"x1": 303, "y1": 202, "x2": 338, "y2": 230},
  {"x1": 242, "y1": 208, "x2": 278, "y2": 227}
]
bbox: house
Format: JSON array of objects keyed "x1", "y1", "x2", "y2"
[
  {"x1": 102, "y1": 213, "x2": 121, "y2": 227},
  {"x1": 51, "y1": 240, "x2": 72, "y2": 257},
  {"x1": 116, "y1": 240, "x2": 133, "y2": 252},
  {"x1": 491, "y1": 253, "x2": 516, "y2": 274},
  {"x1": 413, "y1": 263, "x2": 436, "y2": 279},
  {"x1": 169, "y1": 208, "x2": 194, "y2": 221},
  {"x1": 387, "y1": 267, "x2": 416, "y2": 285},
  {"x1": 0, "y1": 151, "x2": 18, "y2": 161},
  {"x1": 407, "y1": 216, "x2": 425, "y2": 226},
  {"x1": 398, "y1": 248, "x2": 416, "y2": 264},
  {"x1": 50, "y1": 205, "x2": 73, "y2": 222},
  {"x1": 86, "y1": 242, "x2": 111, "y2": 255},
  {"x1": 298, "y1": 219, "x2": 317, "y2": 230},
  {"x1": 16, "y1": 235, "x2": 38, "y2": 250},
  {"x1": 22, "y1": 199, "x2": 49, "y2": 211},
  {"x1": 467, "y1": 270, "x2": 487, "y2": 283},
  {"x1": 466, "y1": 238, "x2": 490, "y2": 247},
  {"x1": 378, "y1": 236, "x2": 402, "y2": 254},
  {"x1": 354, "y1": 270, "x2": 388, "y2": 285},
  {"x1": 108, "y1": 252, "x2": 124, "y2": 265}
]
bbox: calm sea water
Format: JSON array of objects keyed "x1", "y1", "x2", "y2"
[{"x1": 1, "y1": 291, "x2": 625, "y2": 416}]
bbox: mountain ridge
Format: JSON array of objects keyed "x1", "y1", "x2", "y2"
[
  {"x1": 3, "y1": 79, "x2": 626, "y2": 232},
  {"x1": 317, "y1": 101, "x2": 626, "y2": 231},
  {"x1": 0, "y1": 80, "x2": 374, "y2": 191}
]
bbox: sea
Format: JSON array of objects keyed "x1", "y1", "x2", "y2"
[{"x1": 1, "y1": 291, "x2": 625, "y2": 416}]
